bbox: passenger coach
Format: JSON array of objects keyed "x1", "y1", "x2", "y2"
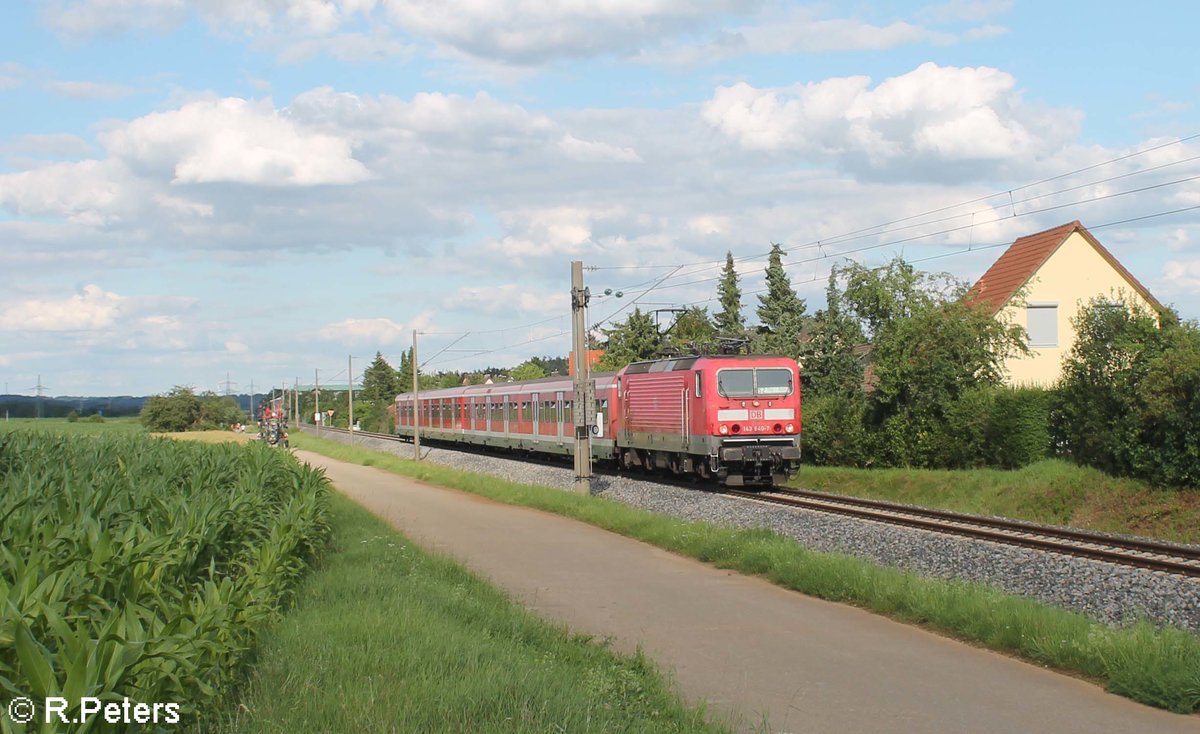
[{"x1": 395, "y1": 354, "x2": 802, "y2": 486}]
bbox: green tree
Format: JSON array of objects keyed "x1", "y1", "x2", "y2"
[
  {"x1": 1053, "y1": 296, "x2": 1200, "y2": 486},
  {"x1": 397, "y1": 347, "x2": 421, "y2": 393},
  {"x1": 511, "y1": 360, "x2": 548, "y2": 381},
  {"x1": 597, "y1": 308, "x2": 662, "y2": 370},
  {"x1": 755, "y1": 243, "x2": 806, "y2": 357},
  {"x1": 667, "y1": 306, "x2": 716, "y2": 353},
  {"x1": 140, "y1": 386, "x2": 201, "y2": 432},
  {"x1": 840, "y1": 257, "x2": 958, "y2": 337},
  {"x1": 714, "y1": 251, "x2": 744, "y2": 337},
  {"x1": 197, "y1": 392, "x2": 243, "y2": 428},
  {"x1": 359, "y1": 352, "x2": 401, "y2": 431},
  {"x1": 868, "y1": 291, "x2": 1027, "y2": 466},
  {"x1": 801, "y1": 266, "x2": 865, "y2": 397}
]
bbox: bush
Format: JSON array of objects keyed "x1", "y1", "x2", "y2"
[
  {"x1": 1055, "y1": 298, "x2": 1200, "y2": 488},
  {"x1": 66, "y1": 410, "x2": 79, "y2": 422},
  {"x1": 801, "y1": 393, "x2": 871, "y2": 467},
  {"x1": 944, "y1": 387, "x2": 1051, "y2": 469}
]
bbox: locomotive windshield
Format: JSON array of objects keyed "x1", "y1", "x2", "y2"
[{"x1": 717, "y1": 368, "x2": 793, "y2": 397}]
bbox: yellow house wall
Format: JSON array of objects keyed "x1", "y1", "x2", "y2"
[{"x1": 996, "y1": 231, "x2": 1156, "y2": 387}]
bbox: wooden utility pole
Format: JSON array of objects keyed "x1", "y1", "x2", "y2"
[
  {"x1": 348, "y1": 355, "x2": 354, "y2": 442},
  {"x1": 571, "y1": 260, "x2": 593, "y2": 494},
  {"x1": 314, "y1": 369, "x2": 320, "y2": 436},
  {"x1": 412, "y1": 330, "x2": 421, "y2": 461},
  {"x1": 293, "y1": 377, "x2": 299, "y2": 427}
]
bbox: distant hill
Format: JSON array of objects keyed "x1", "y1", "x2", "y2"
[{"x1": 0, "y1": 393, "x2": 269, "y2": 419}]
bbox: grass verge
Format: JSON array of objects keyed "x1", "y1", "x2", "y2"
[
  {"x1": 791, "y1": 460, "x2": 1200, "y2": 545},
  {"x1": 202, "y1": 491, "x2": 727, "y2": 733},
  {"x1": 291, "y1": 431, "x2": 1200, "y2": 715}
]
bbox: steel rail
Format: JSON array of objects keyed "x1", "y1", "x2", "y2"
[
  {"x1": 305, "y1": 425, "x2": 1200, "y2": 578},
  {"x1": 727, "y1": 489, "x2": 1200, "y2": 578}
]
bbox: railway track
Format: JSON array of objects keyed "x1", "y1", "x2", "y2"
[
  {"x1": 728, "y1": 488, "x2": 1200, "y2": 578},
  {"x1": 306, "y1": 425, "x2": 1200, "y2": 578}
]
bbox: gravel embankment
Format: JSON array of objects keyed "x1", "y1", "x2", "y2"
[{"x1": 308, "y1": 428, "x2": 1200, "y2": 632}]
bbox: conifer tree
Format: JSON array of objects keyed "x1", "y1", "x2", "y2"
[
  {"x1": 755, "y1": 243, "x2": 806, "y2": 357},
  {"x1": 397, "y1": 347, "x2": 415, "y2": 392},
  {"x1": 714, "y1": 251, "x2": 744, "y2": 337}
]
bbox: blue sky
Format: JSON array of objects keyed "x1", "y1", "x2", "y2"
[{"x1": 1, "y1": 0, "x2": 1198, "y2": 396}]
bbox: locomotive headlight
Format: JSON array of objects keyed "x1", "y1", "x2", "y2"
[
  {"x1": 785, "y1": 423, "x2": 795, "y2": 433},
  {"x1": 719, "y1": 425, "x2": 729, "y2": 435}
]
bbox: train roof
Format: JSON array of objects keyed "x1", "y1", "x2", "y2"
[
  {"x1": 621, "y1": 354, "x2": 797, "y2": 374},
  {"x1": 396, "y1": 354, "x2": 797, "y2": 400},
  {"x1": 397, "y1": 372, "x2": 617, "y2": 400}
]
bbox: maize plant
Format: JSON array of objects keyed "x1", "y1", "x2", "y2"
[{"x1": 0, "y1": 432, "x2": 330, "y2": 732}]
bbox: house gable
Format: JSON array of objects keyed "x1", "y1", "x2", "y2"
[
  {"x1": 968, "y1": 220, "x2": 1164, "y2": 316},
  {"x1": 969, "y1": 221, "x2": 1163, "y2": 387}
]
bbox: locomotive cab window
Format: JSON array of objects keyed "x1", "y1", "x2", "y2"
[
  {"x1": 717, "y1": 368, "x2": 794, "y2": 397},
  {"x1": 717, "y1": 369, "x2": 754, "y2": 397},
  {"x1": 755, "y1": 368, "x2": 793, "y2": 396}
]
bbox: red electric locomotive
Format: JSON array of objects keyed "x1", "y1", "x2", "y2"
[{"x1": 394, "y1": 354, "x2": 801, "y2": 486}]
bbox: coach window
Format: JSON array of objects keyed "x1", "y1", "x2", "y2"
[
  {"x1": 694, "y1": 371, "x2": 702, "y2": 397},
  {"x1": 564, "y1": 399, "x2": 572, "y2": 423}
]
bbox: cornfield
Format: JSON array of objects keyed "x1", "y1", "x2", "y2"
[{"x1": 0, "y1": 432, "x2": 330, "y2": 732}]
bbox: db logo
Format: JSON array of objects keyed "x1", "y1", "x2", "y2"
[{"x1": 749, "y1": 410, "x2": 764, "y2": 420}]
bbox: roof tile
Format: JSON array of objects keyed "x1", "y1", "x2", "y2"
[{"x1": 966, "y1": 220, "x2": 1163, "y2": 315}]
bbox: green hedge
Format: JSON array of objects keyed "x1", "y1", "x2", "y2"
[
  {"x1": 1054, "y1": 305, "x2": 1200, "y2": 489},
  {"x1": 803, "y1": 387, "x2": 1051, "y2": 470}
]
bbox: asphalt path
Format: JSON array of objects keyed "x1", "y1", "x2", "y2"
[{"x1": 295, "y1": 450, "x2": 1200, "y2": 734}]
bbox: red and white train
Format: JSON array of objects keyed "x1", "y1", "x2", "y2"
[{"x1": 395, "y1": 354, "x2": 802, "y2": 486}]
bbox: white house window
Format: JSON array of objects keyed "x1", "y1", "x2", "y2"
[{"x1": 1027, "y1": 304, "x2": 1058, "y2": 347}]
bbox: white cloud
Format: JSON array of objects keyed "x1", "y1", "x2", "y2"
[
  {"x1": 1164, "y1": 259, "x2": 1200, "y2": 291},
  {"x1": 1, "y1": 133, "x2": 93, "y2": 160},
  {"x1": 153, "y1": 193, "x2": 214, "y2": 218},
  {"x1": 702, "y1": 62, "x2": 1080, "y2": 180},
  {"x1": 643, "y1": 11, "x2": 955, "y2": 65},
  {"x1": 101, "y1": 96, "x2": 371, "y2": 186},
  {"x1": 444, "y1": 285, "x2": 563, "y2": 315},
  {"x1": 278, "y1": 31, "x2": 413, "y2": 63},
  {"x1": 378, "y1": 0, "x2": 751, "y2": 65},
  {"x1": 558, "y1": 134, "x2": 642, "y2": 163},
  {"x1": 0, "y1": 62, "x2": 24, "y2": 91},
  {"x1": 45, "y1": 80, "x2": 136, "y2": 100},
  {"x1": 0, "y1": 159, "x2": 137, "y2": 225},
  {"x1": 688, "y1": 215, "x2": 731, "y2": 236},
  {"x1": 0, "y1": 284, "x2": 124, "y2": 331},
  {"x1": 45, "y1": 0, "x2": 188, "y2": 36},
  {"x1": 918, "y1": 0, "x2": 1012, "y2": 23},
  {"x1": 317, "y1": 316, "x2": 430, "y2": 345},
  {"x1": 225, "y1": 340, "x2": 250, "y2": 354}
]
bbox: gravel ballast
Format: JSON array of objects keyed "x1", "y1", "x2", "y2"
[{"x1": 308, "y1": 428, "x2": 1200, "y2": 632}]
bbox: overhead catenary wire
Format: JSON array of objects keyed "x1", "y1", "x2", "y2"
[
  {"x1": 408, "y1": 198, "x2": 1199, "y2": 371},
  {"x1": 615, "y1": 171, "x2": 1200, "y2": 298},
  {"x1": 376, "y1": 137, "x2": 1200, "y2": 372},
  {"x1": 586, "y1": 132, "x2": 1200, "y2": 275}
]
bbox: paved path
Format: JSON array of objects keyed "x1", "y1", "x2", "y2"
[{"x1": 296, "y1": 451, "x2": 1200, "y2": 734}]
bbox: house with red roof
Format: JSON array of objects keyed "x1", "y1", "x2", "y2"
[{"x1": 968, "y1": 220, "x2": 1164, "y2": 387}]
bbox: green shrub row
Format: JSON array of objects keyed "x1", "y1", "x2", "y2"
[
  {"x1": 1053, "y1": 302, "x2": 1200, "y2": 488},
  {"x1": 803, "y1": 386, "x2": 1051, "y2": 470},
  {"x1": 0, "y1": 432, "x2": 330, "y2": 729}
]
